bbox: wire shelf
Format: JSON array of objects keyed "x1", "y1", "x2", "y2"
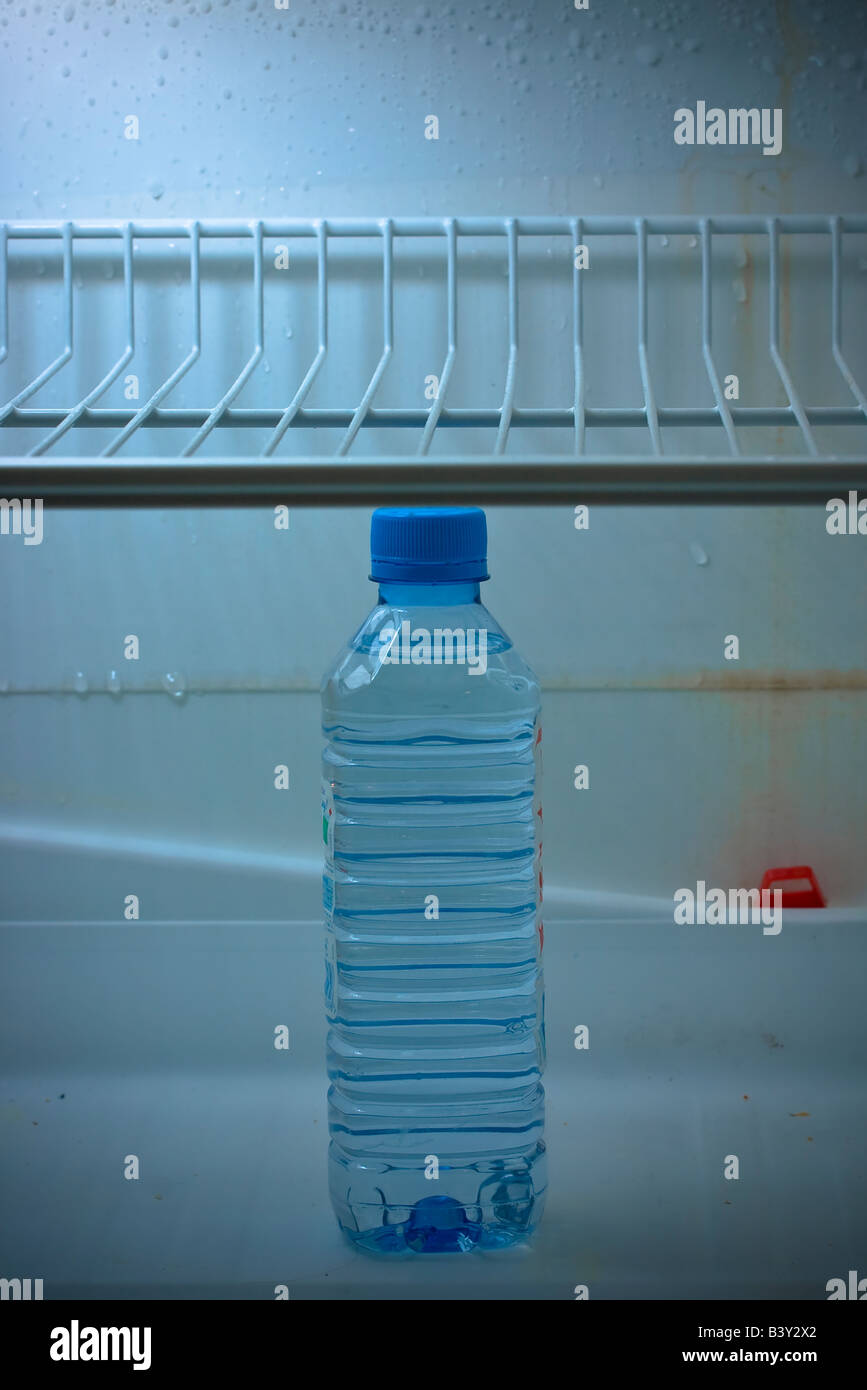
[{"x1": 1, "y1": 215, "x2": 866, "y2": 505}]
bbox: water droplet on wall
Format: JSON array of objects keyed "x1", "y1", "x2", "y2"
[
  {"x1": 689, "y1": 541, "x2": 709, "y2": 566},
  {"x1": 162, "y1": 672, "x2": 187, "y2": 700}
]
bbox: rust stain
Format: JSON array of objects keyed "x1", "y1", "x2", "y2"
[
  {"x1": 733, "y1": 177, "x2": 757, "y2": 453},
  {"x1": 789, "y1": 1111, "x2": 810, "y2": 1117},
  {"x1": 550, "y1": 669, "x2": 867, "y2": 691},
  {"x1": 774, "y1": 0, "x2": 812, "y2": 448},
  {"x1": 691, "y1": 668, "x2": 867, "y2": 692},
  {"x1": 740, "y1": 239, "x2": 753, "y2": 307},
  {"x1": 678, "y1": 147, "x2": 702, "y2": 217},
  {"x1": 767, "y1": 508, "x2": 786, "y2": 821},
  {"x1": 776, "y1": 0, "x2": 812, "y2": 143}
]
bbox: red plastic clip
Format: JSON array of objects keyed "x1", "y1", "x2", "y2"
[{"x1": 759, "y1": 865, "x2": 825, "y2": 908}]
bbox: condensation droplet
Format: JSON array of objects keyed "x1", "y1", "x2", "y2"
[
  {"x1": 732, "y1": 278, "x2": 747, "y2": 303},
  {"x1": 689, "y1": 541, "x2": 709, "y2": 566},
  {"x1": 107, "y1": 670, "x2": 122, "y2": 696},
  {"x1": 162, "y1": 671, "x2": 187, "y2": 700},
  {"x1": 73, "y1": 671, "x2": 89, "y2": 695}
]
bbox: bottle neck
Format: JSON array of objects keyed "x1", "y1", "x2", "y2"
[{"x1": 377, "y1": 580, "x2": 482, "y2": 607}]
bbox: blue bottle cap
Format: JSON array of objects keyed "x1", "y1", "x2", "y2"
[{"x1": 370, "y1": 507, "x2": 489, "y2": 583}]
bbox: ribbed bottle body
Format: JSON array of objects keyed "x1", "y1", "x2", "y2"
[{"x1": 321, "y1": 597, "x2": 545, "y2": 1254}]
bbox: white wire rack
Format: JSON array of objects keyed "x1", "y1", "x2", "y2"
[{"x1": 1, "y1": 215, "x2": 866, "y2": 505}]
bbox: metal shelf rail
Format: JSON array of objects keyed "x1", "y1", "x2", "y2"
[{"x1": 1, "y1": 215, "x2": 866, "y2": 506}]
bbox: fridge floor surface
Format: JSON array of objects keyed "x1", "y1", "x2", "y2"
[{"x1": 2, "y1": 914, "x2": 864, "y2": 1300}]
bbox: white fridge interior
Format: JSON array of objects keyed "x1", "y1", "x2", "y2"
[{"x1": 1, "y1": 0, "x2": 865, "y2": 1299}]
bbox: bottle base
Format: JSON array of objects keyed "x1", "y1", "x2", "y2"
[{"x1": 334, "y1": 1190, "x2": 545, "y2": 1256}]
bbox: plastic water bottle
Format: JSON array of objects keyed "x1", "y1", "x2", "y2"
[{"x1": 321, "y1": 507, "x2": 546, "y2": 1254}]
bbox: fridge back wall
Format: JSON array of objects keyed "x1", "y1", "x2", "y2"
[{"x1": 1, "y1": 0, "x2": 866, "y2": 920}]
